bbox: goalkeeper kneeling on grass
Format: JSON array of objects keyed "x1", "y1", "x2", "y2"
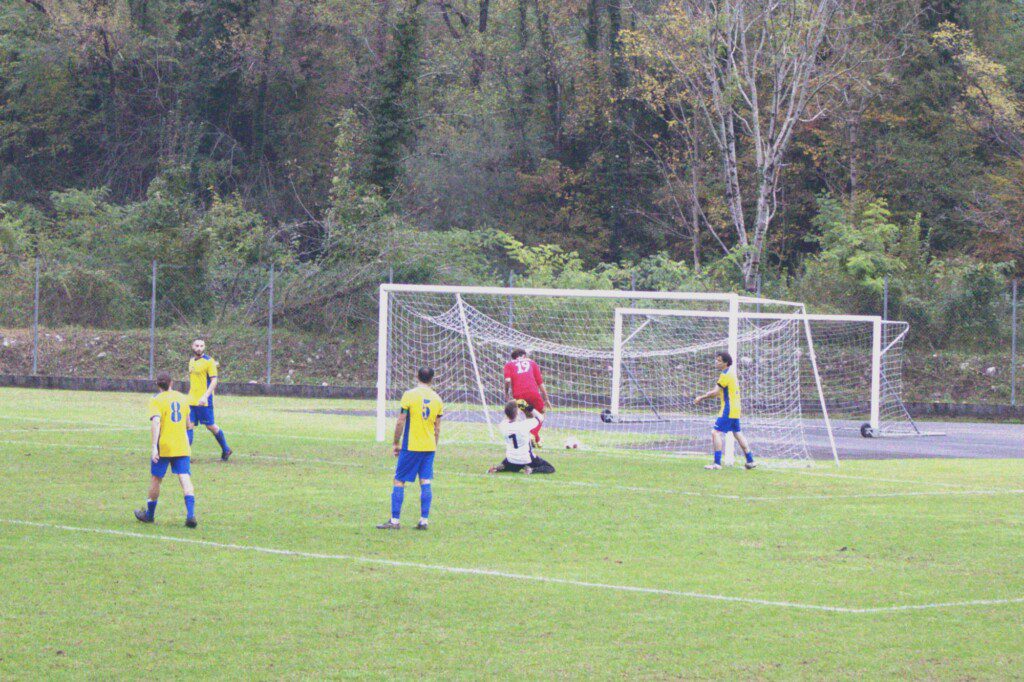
[{"x1": 489, "y1": 400, "x2": 555, "y2": 475}]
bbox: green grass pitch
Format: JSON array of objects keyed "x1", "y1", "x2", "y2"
[{"x1": 1, "y1": 387, "x2": 1022, "y2": 679}]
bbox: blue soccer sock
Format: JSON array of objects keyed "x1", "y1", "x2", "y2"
[
  {"x1": 213, "y1": 429, "x2": 230, "y2": 454},
  {"x1": 745, "y1": 450, "x2": 755, "y2": 463},
  {"x1": 146, "y1": 499, "x2": 158, "y2": 521},
  {"x1": 184, "y1": 495, "x2": 196, "y2": 519},
  {"x1": 713, "y1": 450, "x2": 723, "y2": 465},
  {"x1": 390, "y1": 486, "x2": 405, "y2": 520},
  {"x1": 187, "y1": 429, "x2": 194, "y2": 445},
  {"x1": 420, "y1": 483, "x2": 432, "y2": 520}
]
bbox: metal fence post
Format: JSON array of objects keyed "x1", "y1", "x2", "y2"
[
  {"x1": 388, "y1": 264, "x2": 393, "y2": 284},
  {"x1": 756, "y1": 273, "x2": 762, "y2": 313},
  {"x1": 149, "y1": 260, "x2": 157, "y2": 380},
  {"x1": 31, "y1": 257, "x2": 40, "y2": 375},
  {"x1": 266, "y1": 263, "x2": 274, "y2": 384},
  {"x1": 882, "y1": 274, "x2": 889, "y2": 321},
  {"x1": 1012, "y1": 279, "x2": 1018, "y2": 407},
  {"x1": 508, "y1": 270, "x2": 515, "y2": 327}
]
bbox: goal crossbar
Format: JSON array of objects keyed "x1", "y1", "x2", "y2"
[{"x1": 379, "y1": 283, "x2": 796, "y2": 307}]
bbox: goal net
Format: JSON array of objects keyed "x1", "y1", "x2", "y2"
[
  {"x1": 802, "y1": 317, "x2": 931, "y2": 437},
  {"x1": 611, "y1": 308, "x2": 835, "y2": 466},
  {"x1": 376, "y1": 285, "x2": 838, "y2": 465}
]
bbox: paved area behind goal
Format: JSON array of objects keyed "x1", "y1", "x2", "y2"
[
  {"x1": 807, "y1": 419, "x2": 1023, "y2": 460},
  {"x1": 294, "y1": 407, "x2": 1023, "y2": 460}
]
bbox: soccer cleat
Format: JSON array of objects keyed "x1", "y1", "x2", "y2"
[
  {"x1": 185, "y1": 517, "x2": 198, "y2": 528},
  {"x1": 704, "y1": 463, "x2": 722, "y2": 470},
  {"x1": 134, "y1": 509, "x2": 153, "y2": 523},
  {"x1": 221, "y1": 448, "x2": 232, "y2": 462},
  {"x1": 376, "y1": 520, "x2": 401, "y2": 530},
  {"x1": 522, "y1": 466, "x2": 534, "y2": 475},
  {"x1": 744, "y1": 462, "x2": 757, "y2": 470},
  {"x1": 414, "y1": 521, "x2": 429, "y2": 531}
]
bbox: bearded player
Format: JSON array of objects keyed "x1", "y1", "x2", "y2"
[
  {"x1": 503, "y1": 348, "x2": 550, "y2": 444},
  {"x1": 187, "y1": 339, "x2": 232, "y2": 461}
]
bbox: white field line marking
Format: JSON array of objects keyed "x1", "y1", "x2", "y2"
[
  {"x1": 3, "y1": 413, "x2": 711, "y2": 460},
  {"x1": 0, "y1": 414, "x2": 109, "y2": 425},
  {"x1": 243, "y1": 430, "x2": 710, "y2": 462},
  {"x1": 1, "y1": 439, "x2": 1020, "y2": 501},
  {"x1": 247, "y1": 454, "x2": 1024, "y2": 502},
  {"x1": 3, "y1": 519, "x2": 1022, "y2": 615},
  {"x1": 0, "y1": 439, "x2": 115, "y2": 451},
  {"x1": 0, "y1": 427, "x2": 708, "y2": 464},
  {"x1": 3, "y1": 426, "x2": 145, "y2": 434},
  {"x1": 766, "y1": 468, "x2": 978, "y2": 490},
  {"x1": 3, "y1": 436, "x2": 1020, "y2": 500}
]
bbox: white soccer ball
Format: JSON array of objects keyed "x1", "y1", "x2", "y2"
[{"x1": 564, "y1": 436, "x2": 580, "y2": 450}]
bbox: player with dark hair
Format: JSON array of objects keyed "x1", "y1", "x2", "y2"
[
  {"x1": 187, "y1": 339, "x2": 232, "y2": 461},
  {"x1": 134, "y1": 372, "x2": 198, "y2": 527},
  {"x1": 377, "y1": 367, "x2": 443, "y2": 531},
  {"x1": 488, "y1": 400, "x2": 556, "y2": 475},
  {"x1": 503, "y1": 348, "x2": 550, "y2": 444},
  {"x1": 694, "y1": 351, "x2": 757, "y2": 470}
]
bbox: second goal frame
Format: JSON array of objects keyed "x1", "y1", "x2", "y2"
[{"x1": 611, "y1": 306, "x2": 841, "y2": 465}]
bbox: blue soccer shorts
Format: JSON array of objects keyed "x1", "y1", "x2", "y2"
[
  {"x1": 394, "y1": 450, "x2": 435, "y2": 483},
  {"x1": 713, "y1": 417, "x2": 742, "y2": 433},
  {"x1": 151, "y1": 456, "x2": 191, "y2": 478},
  {"x1": 189, "y1": 405, "x2": 215, "y2": 426}
]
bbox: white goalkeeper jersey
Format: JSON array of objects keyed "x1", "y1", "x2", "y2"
[{"x1": 499, "y1": 416, "x2": 542, "y2": 464}]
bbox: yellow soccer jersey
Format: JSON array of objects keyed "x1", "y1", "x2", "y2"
[
  {"x1": 188, "y1": 354, "x2": 219, "y2": 407},
  {"x1": 148, "y1": 390, "x2": 191, "y2": 459},
  {"x1": 717, "y1": 367, "x2": 742, "y2": 419},
  {"x1": 399, "y1": 385, "x2": 444, "y2": 452}
]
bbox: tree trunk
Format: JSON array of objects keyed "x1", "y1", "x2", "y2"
[
  {"x1": 745, "y1": 153, "x2": 778, "y2": 291},
  {"x1": 687, "y1": 147, "x2": 701, "y2": 272},
  {"x1": 478, "y1": 0, "x2": 490, "y2": 32},
  {"x1": 606, "y1": 0, "x2": 630, "y2": 260},
  {"x1": 532, "y1": 1, "x2": 562, "y2": 152},
  {"x1": 585, "y1": 0, "x2": 601, "y2": 51},
  {"x1": 720, "y1": 113, "x2": 747, "y2": 247},
  {"x1": 848, "y1": 111, "x2": 859, "y2": 198}
]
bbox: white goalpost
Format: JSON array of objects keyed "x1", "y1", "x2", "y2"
[
  {"x1": 802, "y1": 315, "x2": 941, "y2": 438},
  {"x1": 376, "y1": 283, "x2": 931, "y2": 466}
]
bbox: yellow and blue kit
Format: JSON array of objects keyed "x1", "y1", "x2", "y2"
[
  {"x1": 188, "y1": 354, "x2": 219, "y2": 425},
  {"x1": 395, "y1": 385, "x2": 444, "y2": 483},
  {"x1": 714, "y1": 366, "x2": 742, "y2": 433},
  {"x1": 148, "y1": 389, "x2": 191, "y2": 477}
]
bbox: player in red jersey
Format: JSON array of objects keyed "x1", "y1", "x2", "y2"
[{"x1": 503, "y1": 348, "x2": 550, "y2": 443}]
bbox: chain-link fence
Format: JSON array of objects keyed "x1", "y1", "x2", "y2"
[
  {"x1": 0, "y1": 257, "x2": 1021, "y2": 405},
  {"x1": 872, "y1": 273, "x2": 1023, "y2": 407},
  {"x1": 0, "y1": 256, "x2": 387, "y2": 388}
]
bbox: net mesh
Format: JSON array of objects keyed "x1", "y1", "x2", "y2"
[
  {"x1": 802, "y1": 319, "x2": 919, "y2": 436},
  {"x1": 382, "y1": 288, "x2": 926, "y2": 463},
  {"x1": 382, "y1": 289, "x2": 819, "y2": 462},
  {"x1": 614, "y1": 312, "x2": 814, "y2": 465}
]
